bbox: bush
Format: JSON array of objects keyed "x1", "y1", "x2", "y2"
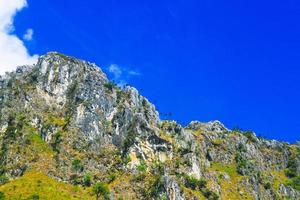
[
  {"x1": 29, "y1": 194, "x2": 40, "y2": 200},
  {"x1": 285, "y1": 158, "x2": 298, "y2": 178},
  {"x1": 0, "y1": 175, "x2": 8, "y2": 185},
  {"x1": 232, "y1": 127, "x2": 242, "y2": 133},
  {"x1": 243, "y1": 131, "x2": 257, "y2": 142},
  {"x1": 288, "y1": 175, "x2": 300, "y2": 191},
  {"x1": 104, "y1": 82, "x2": 115, "y2": 92},
  {"x1": 93, "y1": 182, "x2": 110, "y2": 200},
  {"x1": 72, "y1": 158, "x2": 84, "y2": 172},
  {"x1": 235, "y1": 153, "x2": 255, "y2": 175},
  {"x1": 108, "y1": 173, "x2": 116, "y2": 183},
  {"x1": 147, "y1": 176, "x2": 164, "y2": 198},
  {"x1": 137, "y1": 162, "x2": 147, "y2": 172},
  {"x1": 184, "y1": 175, "x2": 198, "y2": 190},
  {"x1": 83, "y1": 173, "x2": 92, "y2": 186},
  {"x1": 132, "y1": 173, "x2": 146, "y2": 182},
  {"x1": 70, "y1": 174, "x2": 81, "y2": 185},
  {"x1": 123, "y1": 155, "x2": 131, "y2": 164},
  {"x1": 183, "y1": 174, "x2": 207, "y2": 190},
  {"x1": 201, "y1": 188, "x2": 219, "y2": 200},
  {"x1": 0, "y1": 192, "x2": 5, "y2": 200},
  {"x1": 122, "y1": 130, "x2": 138, "y2": 154},
  {"x1": 51, "y1": 131, "x2": 62, "y2": 152}
]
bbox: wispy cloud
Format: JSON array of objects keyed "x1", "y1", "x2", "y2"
[
  {"x1": 23, "y1": 28, "x2": 34, "y2": 41},
  {"x1": 108, "y1": 64, "x2": 122, "y2": 79},
  {"x1": 128, "y1": 70, "x2": 141, "y2": 76},
  {"x1": 107, "y1": 64, "x2": 141, "y2": 86},
  {"x1": 0, "y1": 0, "x2": 38, "y2": 75}
]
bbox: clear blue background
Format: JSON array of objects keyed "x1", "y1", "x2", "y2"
[{"x1": 15, "y1": 0, "x2": 300, "y2": 142}]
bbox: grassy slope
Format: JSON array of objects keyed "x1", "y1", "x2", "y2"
[{"x1": 0, "y1": 172, "x2": 93, "y2": 200}]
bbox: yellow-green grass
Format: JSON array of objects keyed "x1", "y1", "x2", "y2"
[
  {"x1": 182, "y1": 187, "x2": 206, "y2": 200},
  {"x1": 270, "y1": 170, "x2": 289, "y2": 190},
  {"x1": 209, "y1": 162, "x2": 252, "y2": 200},
  {"x1": 0, "y1": 172, "x2": 93, "y2": 200}
]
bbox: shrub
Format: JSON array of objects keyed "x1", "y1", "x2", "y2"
[
  {"x1": 70, "y1": 174, "x2": 81, "y2": 185},
  {"x1": 264, "y1": 182, "x2": 272, "y2": 190},
  {"x1": 104, "y1": 82, "x2": 115, "y2": 92},
  {"x1": 288, "y1": 175, "x2": 300, "y2": 191},
  {"x1": 201, "y1": 188, "x2": 219, "y2": 200},
  {"x1": 29, "y1": 194, "x2": 40, "y2": 200},
  {"x1": 51, "y1": 131, "x2": 62, "y2": 152},
  {"x1": 147, "y1": 176, "x2": 164, "y2": 198},
  {"x1": 243, "y1": 131, "x2": 257, "y2": 142},
  {"x1": 285, "y1": 158, "x2": 298, "y2": 178},
  {"x1": 122, "y1": 130, "x2": 137, "y2": 154},
  {"x1": 0, "y1": 192, "x2": 5, "y2": 200},
  {"x1": 132, "y1": 173, "x2": 146, "y2": 182},
  {"x1": 123, "y1": 155, "x2": 131, "y2": 164},
  {"x1": 184, "y1": 175, "x2": 198, "y2": 190},
  {"x1": 0, "y1": 175, "x2": 8, "y2": 185},
  {"x1": 108, "y1": 173, "x2": 116, "y2": 183},
  {"x1": 232, "y1": 127, "x2": 242, "y2": 133},
  {"x1": 72, "y1": 158, "x2": 84, "y2": 172},
  {"x1": 93, "y1": 182, "x2": 110, "y2": 200},
  {"x1": 83, "y1": 173, "x2": 92, "y2": 186},
  {"x1": 235, "y1": 153, "x2": 255, "y2": 175},
  {"x1": 137, "y1": 162, "x2": 147, "y2": 172},
  {"x1": 183, "y1": 174, "x2": 207, "y2": 190}
]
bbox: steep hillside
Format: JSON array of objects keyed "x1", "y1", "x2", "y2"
[{"x1": 0, "y1": 52, "x2": 299, "y2": 200}]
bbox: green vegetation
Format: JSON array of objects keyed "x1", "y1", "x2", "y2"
[
  {"x1": 0, "y1": 175, "x2": 8, "y2": 185},
  {"x1": 210, "y1": 162, "x2": 238, "y2": 180},
  {"x1": 28, "y1": 194, "x2": 40, "y2": 200},
  {"x1": 201, "y1": 188, "x2": 219, "y2": 200},
  {"x1": 181, "y1": 174, "x2": 219, "y2": 200},
  {"x1": 146, "y1": 175, "x2": 164, "y2": 198},
  {"x1": 209, "y1": 162, "x2": 252, "y2": 199},
  {"x1": 235, "y1": 152, "x2": 255, "y2": 175},
  {"x1": 72, "y1": 158, "x2": 84, "y2": 172},
  {"x1": 103, "y1": 82, "x2": 116, "y2": 92},
  {"x1": 211, "y1": 138, "x2": 223, "y2": 146},
  {"x1": 137, "y1": 162, "x2": 147, "y2": 172},
  {"x1": 83, "y1": 173, "x2": 92, "y2": 186},
  {"x1": 108, "y1": 172, "x2": 117, "y2": 183},
  {"x1": 122, "y1": 128, "x2": 138, "y2": 154},
  {"x1": 51, "y1": 131, "x2": 62, "y2": 152},
  {"x1": 0, "y1": 192, "x2": 5, "y2": 200},
  {"x1": 183, "y1": 174, "x2": 207, "y2": 190},
  {"x1": 93, "y1": 182, "x2": 110, "y2": 200},
  {"x1": 288, "y1": 175, "x2": 300, "y2": 191},
  {"x1": 285, "y1": 157, "x2": 298, "y2": 178},
  {"x1": 243, "y1": 131, "x2": 257, "y2": 142},
  {"x1": 0, "y1": 172, "x2": 93, "y2": 199}
]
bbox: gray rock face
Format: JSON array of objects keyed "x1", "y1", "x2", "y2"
[
  {"x1": 186, "y1": 120, "x2": 229, "y2": 133},
  {"x1": 33, "y1": 52, "x2": 160, "y2": 149},
  {"x1": 163, "y1": 176, "x2": 185, "y2": 200},
  {"x1": 279, "y1": 184, "x2": 299, "y2": 200}
]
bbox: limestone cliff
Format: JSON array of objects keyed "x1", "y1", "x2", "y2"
[{"x1": 0, "y1": 52, "x2": 298, "y2": 200}]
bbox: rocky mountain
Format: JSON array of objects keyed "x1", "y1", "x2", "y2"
[{"x1": 0, "y1": 52, "x2": 299, "y2": 200}]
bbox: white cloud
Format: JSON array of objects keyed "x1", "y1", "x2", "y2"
[
  {"x1": 0, "y1": 0, "x2": 38, "y2": 75},
  {"x1": 23, "y1": 28, "x2": 33, "y2": 41},
  {"x1": 128, "y1": 70, "x2": 141, "y2": 76},
  {"x1": 108, "y1": 64, "x2": 122, "y2": 79},
  {"x1": 107, "y1": 64, "x2": 141, "y2": 86}
]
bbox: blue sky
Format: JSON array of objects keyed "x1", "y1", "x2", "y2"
[{"x1": 5, "y1": 0, "x2": 300, "y2": 142}]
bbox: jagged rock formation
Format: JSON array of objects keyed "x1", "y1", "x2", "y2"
[{"x1": 0, "y1": 52, "x2": 299, "y2": 200}]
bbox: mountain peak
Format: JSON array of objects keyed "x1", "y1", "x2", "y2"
[{"x1": 0, "y1": 53, "x2": 298, "y2": 200}]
